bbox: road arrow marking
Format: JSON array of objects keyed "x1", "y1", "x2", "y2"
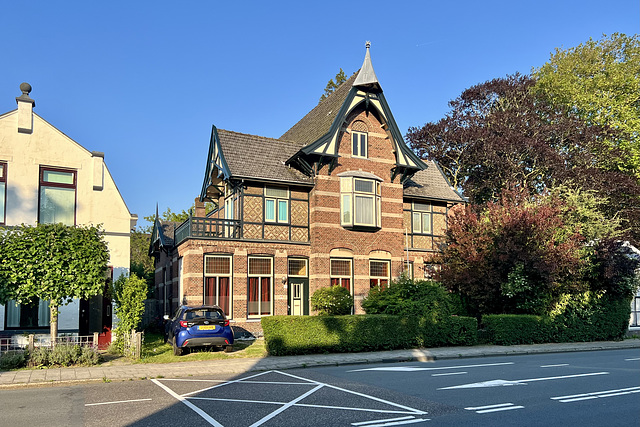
[{"x1": 439, "y1": 372, "x2": 609, "y2": 390}]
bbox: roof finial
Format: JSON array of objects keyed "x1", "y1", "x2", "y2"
[{"x1": 353, "y1": 41, "x2": 381, "y2": 91}]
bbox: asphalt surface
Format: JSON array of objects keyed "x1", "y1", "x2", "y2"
[{"x1": 1, "y1": 339, "x2": 638, "y2": 388}]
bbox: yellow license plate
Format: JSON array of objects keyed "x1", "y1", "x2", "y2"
[{"x1": 198, "y1": 325, "x2": 217, "y2": 330}]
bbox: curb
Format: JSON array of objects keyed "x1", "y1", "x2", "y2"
[{"x1": 1, "y1": 339, "x2": 638, "y2": 389}]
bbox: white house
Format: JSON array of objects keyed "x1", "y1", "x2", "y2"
[{"x1": 0, "y1": 83, "x2": 137, "y2": 343}]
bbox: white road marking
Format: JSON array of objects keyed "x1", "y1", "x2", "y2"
[
  {"x1": 248, "y1": 384, "x2": 324, "y2": 427},
  {"x1": 431, "y1": 372, "x2": 467, "y2": 377},
  {"x1": 353, "y1": 416, "x2": 416, "y2": 425},
  {"x1": 349, "y1": 362, "x2": 514, "y2": 373},
  {"x1": 624, "y1": 357, "x2": 640, "y2": 361},
  {"x1": 356, "y1": 418, "x2": 429, "y2": 426},
  {"x1": 551, "y1": 386, "x2": 640, "y2": 402},
  {"x1": 439, "y1": 372, "x2": 609, "y2": 390},
  {"x1": 540, "y1": 364, "x2": 569, "y2": 368},
  {"x1": 465, "y1": 403, "x2": 524, "y2": 414},
  {"x1": 151, "y1": 379, "x2": 223, "y2": 427},
  {"x1": 85, "y1": 398, "x2": 152, "y2": 406},
  {"x1": 153, "y1": 370, "x2": 429, "y2": 426}
]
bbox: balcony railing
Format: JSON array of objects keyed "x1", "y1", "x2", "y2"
[{"x1": 174, "y1": 217, "x2": 242, "y2": 245}]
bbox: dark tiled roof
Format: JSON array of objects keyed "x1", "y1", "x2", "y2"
[
  {"x1": 160, "y1": 221, "x2": 178, "y2": 248},
  {"x1": 280, "y1": 72, "x2": 358, "y2": 145},
  {"x1": 404, "y1": 161, "x2": 466, "y2": 203},
  {"x1": 217, "y1": 129, "x2": 313, "y2": 184}
]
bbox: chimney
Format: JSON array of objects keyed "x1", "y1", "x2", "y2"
[
  {"x1": 16, "y1": 82, "x2": 35, "y2": 134},
  {"x1": 92, "y1": 151, "x2": 105, "y2": 191},
  {"x1": 194, "y1": 197, "x2": 206, "y2": 217}
]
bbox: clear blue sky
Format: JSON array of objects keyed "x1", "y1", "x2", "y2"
[{"x1": 1, "y1": 1, "x2": 637, "y2": 229}]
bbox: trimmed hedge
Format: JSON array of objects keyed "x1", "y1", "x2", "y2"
[
  {"x1": 261, "y1": 314, "x2": 477, "y2": 356},
  {"x1": 482, "y1": 293, "x2": 631, "y2": 345}
]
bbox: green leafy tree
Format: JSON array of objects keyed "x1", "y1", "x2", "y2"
[
  {"x1": 319, "y1": 68, "x2": 347, "y2": 102},
  {"x1": 534, "y1": 33, "x2": 640, "y2": 177},
  {"x1": 0, "y1": 223, "x2": 109, "y2": 340},
  {"x1": 111, "y1": 273, "x2": 147, "y2": 353}
]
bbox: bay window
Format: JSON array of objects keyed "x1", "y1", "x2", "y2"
[{"x1": 340, "y1": 176, "x2": 381, "y2": 228}]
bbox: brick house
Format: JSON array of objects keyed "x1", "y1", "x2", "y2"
[{"x1": 150, "y1": 44, "x2": 464, "y2": 334}]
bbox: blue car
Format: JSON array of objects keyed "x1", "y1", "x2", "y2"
[{"x1": 164, "y1": 305, "x2": 234, "y2": 356}]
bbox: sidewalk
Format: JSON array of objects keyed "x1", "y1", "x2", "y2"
[{"x1": 1, "y1": 339, "x2": 638, "y2": 388}]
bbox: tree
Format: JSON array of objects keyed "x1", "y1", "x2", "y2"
[
  {"x1": 534, "y1": 33, "x2": 640, "y2": 177},
  {"x1": 0, "y1": 223, "x2": 109, "y2": 340},
  {"x1": 406, "y1": 74, "x2": 640, "y2": 242},
  {"x1": 319, "y1": 68, "x2": 347, "y2": 102},
  {"x1": 437, "y1": 188, "x2": 588, "y2": 317},
  {"x1": 111, "y1": 273, "x2": 147, "y2": 354}
]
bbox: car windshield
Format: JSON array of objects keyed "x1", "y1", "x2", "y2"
[{"x1": 181, "y1": 309, "x2": 223, "y2": 320}]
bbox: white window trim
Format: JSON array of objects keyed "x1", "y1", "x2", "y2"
[
  {"x1": 264, "y1": 187, "x2": 289, "y2": 224},
  {"x1": 330, "y1": 258, "x2": 353, "y2": 294},
  {"x1": 340, "y1": 177, "x2": 381, "y2": 228},
  {"x1": 412, "y1": 202, "x2": 432, "y2": 234},
  {"x1": 369, "y1": 260, "x2": 391, "y2": 288},
  {"x1": 352, "y1": 131, "x2": 368, "y2": 158},
  {"x1": 247, "y1": 256, "x2": 274, "y2": 318},
  {"x1": 204, "y1": 254, "x2": 233, "y2": 318}
]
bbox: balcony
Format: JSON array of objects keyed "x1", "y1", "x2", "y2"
[{"x1": 174, "y1": 217, "x2": 242, "y2": 245}]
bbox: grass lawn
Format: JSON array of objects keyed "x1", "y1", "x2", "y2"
[{"x1": 139, "y1": 333, "x2": 268, "y2": 364}]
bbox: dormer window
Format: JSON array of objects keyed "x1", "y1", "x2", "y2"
[
  {"x1": 352, "y1": 131, "x2": 368, "y2": 158},
  {"x1": 340, "y1": 175, "x2": 381, "y2": 228}
]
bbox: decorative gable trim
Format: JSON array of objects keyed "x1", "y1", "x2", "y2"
[{"x1": 200, "y1": 125, "x2": 231, "y2": 202}]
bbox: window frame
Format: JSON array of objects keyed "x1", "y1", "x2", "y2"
[
  {"x1": 0, "y1": 161, "x2": 6, "y2": 225},
  {"x1": 4, "y1": 298, "x2": 50, "y2": 329},
  {"x1": 403, "y1": 261, "x2": 414, "y2": 279},
  {"x1": 351, "y1": 131, "x2": 368, "y2": 158},
  {"x1": 369, "y1": 260, "x2": 391, "y2": 289},
  {"x1": 247, "y1": 256, "x2": 273, "y2": 317},
  {"x1": 330, "y1": 258, "x2": 353, "y2": 294},
  {"x1": 412, "y1": 202, "x2": 432, "y2": 235},
  {"x1": 340, "y1": 177, "x2": 381, "y2": 228},
  {"x1": 38, "y1": 166, "x2": 77, "y2": 225},
  {"x1": 204, "y1": 254, "x2": 233, "y2": 318},
  {"x1": 264, "y1": 187, "x2": 289, "y2": 224}
]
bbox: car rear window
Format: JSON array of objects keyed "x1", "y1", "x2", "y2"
[{"x1": 181, "y1": 308, "x2": 224, "y2": 320}]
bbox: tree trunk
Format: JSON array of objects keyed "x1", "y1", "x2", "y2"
[{"x1": 49, "y1": 304, "x2": 58, "y2": 346}]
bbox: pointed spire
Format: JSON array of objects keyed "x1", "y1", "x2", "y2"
[{"x1": 353, "y1": 41, "x2": 381, "y2": 92}]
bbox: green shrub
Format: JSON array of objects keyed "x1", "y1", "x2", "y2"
[
  {"x1": 483, "y1": 292, "x2": 631, "y2": 345},
  {"x1": 28, "y1": 346, "x2": 50, "y2": 367},
  {"x1": 0, "y1": 350, "x2": 27, "y2": 370},
  {"x1": 310, "y1": 286, "x2": 353, "y2": 315},
  {"x1": 76, "y1": 346, "x2": 102, "y2": 366},
  {"x1": 48, "y1": 344, "x2": 82, "y2": 367},
  {"x1": 262, "y1": 314, "x2": 477, "y2": 356},
  {"x1": 362, "y1": 276, "x2": 463, "y2": 318}
]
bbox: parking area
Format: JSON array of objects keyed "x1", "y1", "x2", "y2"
[{"x1": 149, "y1": 370, "x2": 431, "y2": 426}]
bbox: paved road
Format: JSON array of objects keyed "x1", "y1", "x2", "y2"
[{"x1": 2, "y1": 348, "x2": 638, "y2": 426}]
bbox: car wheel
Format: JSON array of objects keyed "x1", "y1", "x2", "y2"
[
  {"x1": 172, "y1": 338, "x2": 183, "y2": 356},
  {"x1": 223, "y1": 345, "x2": 233, "y2": 353}
]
